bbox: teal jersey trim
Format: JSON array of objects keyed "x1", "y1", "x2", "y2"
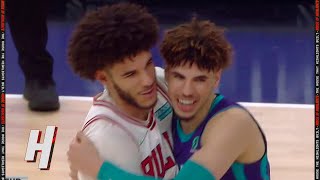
[
  {"x1": 155, "y1": 102, "x2": 173, "y2": 121},
  {"x1": 260, "y1": 155, "x2": 270, "y2": 180},
  {"x1": 177, "y1": 120, "x2": 195, "y2": 143},
  {"x1": 230, "y1": 154, "x2": 270, "y2": 180},
  {"x1": 210, "y1": 94, "x2": 224, "y2": 112},
  {"x1": 231, "y1": 163, "x2": 247, "y2": 180},
  {"x1": 97, "y1": 160, "x2": 216, "y2": 180},
  {"x1": 174, "y1": 160, "x2": 216, "y2": 180}
]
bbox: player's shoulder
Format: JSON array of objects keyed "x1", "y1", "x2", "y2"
[
  {"x1": 209, "y1": 94, "x2": 254, "y2": 124},
  {"x1": 155, "y1": 66, "x2": 165, "y2": 77},
  {"x1": 154, "y1": 66, "x2": 170, "y2": 103},
  {"x1": 83, "y1": 104, "x2": 111, "y2": 125},
  {"x1": 83, "y1": 115, "x2": 138, "y2": 144},
  {"x1": 83, "y1": 114, "x2": 117, "y2": 134},
  {"x1": 204, "y1": 106, "x2": 258, "y2": 140},
  {"x1": 83, "y1": 91, "x2": 122, "y2": 127},
  {"x1": 155, "y1": 66, "x2": 168, "y2": 91},
  {"x1": 153, "y1": 67, "x2": 173, "y2": 124},
  {"x1": 200, "y1": 107, "x2": 259, "y2": 152},
  {"x1": 214, "y1": 106, "x2": 254, "y2": 124}
]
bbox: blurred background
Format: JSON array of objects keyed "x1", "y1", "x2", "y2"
[{"x1": 6, "y1": 0, "x2": 315, "y2": 104}]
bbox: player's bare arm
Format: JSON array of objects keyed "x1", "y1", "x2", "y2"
[
  {"x1": 68, "y1": 132, "x2": 104, "y2": 179},
  {"x1": 190, "y1": 107, "x2": 265, "y2": 179}
]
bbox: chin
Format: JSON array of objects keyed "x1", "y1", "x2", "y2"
[{"x1": 141, "y1": 98, "x2": 157, "y2": 109}]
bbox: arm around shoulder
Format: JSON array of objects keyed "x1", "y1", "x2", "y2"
[{"x1": 190, "y1": 108, "x2": 257, "y2": 179}]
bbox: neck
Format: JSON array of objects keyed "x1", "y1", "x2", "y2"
[
  {"x1": 118, "y1": 101, "x2": 150, "y2": 120},
  {"x1": 180, "y1": 93, "x2": 216, "y2": 134}
]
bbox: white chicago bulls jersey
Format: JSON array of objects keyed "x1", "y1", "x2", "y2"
[{"x1": 78, "y1": 67, "x2": 178, "y2": 180}]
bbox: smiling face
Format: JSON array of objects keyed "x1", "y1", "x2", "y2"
[
  {"x1": 96, "y1": 51, "x2": 157, "y2": 111},
  {"x1": 166, "y1": 62, "x2": 221, "y2": 121}
]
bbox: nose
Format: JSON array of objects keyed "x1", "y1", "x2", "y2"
[
  {"x1": 140, "y1": 70, "x2": 154, "y2": 87},
  {"x1": 182, "y1": 81, "x2": 194, "y2": 97}
]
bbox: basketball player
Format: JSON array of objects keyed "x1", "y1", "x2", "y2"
[
  {"x1": 68, "y1": 18, "x2": 271, "y2": 180},
  {"x1": 67, "y1": 3, "x2": 178, "y2": 179}
]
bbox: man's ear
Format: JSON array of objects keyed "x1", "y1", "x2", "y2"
[
  {"x1": 95, "y1": 70, "x2": 108, "y2": 85},
  {"x1": 214, "y1": 69, "x2": 222, "y2": 89}
]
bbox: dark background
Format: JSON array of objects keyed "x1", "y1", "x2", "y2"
[{"x1": 6, "y1": 0, "x2": 315, "y2": 104}]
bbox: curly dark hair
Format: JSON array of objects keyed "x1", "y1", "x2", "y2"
[
  {"x1": 160, "y1": 17, "x2": 233, "y2": 72},
  {"x1": 67, "y1": 3, "x2": 159, "y2": 80}
]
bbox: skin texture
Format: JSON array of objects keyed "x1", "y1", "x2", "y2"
[{"x1": 95, "y1": 51, "x2": 157, "y2": 120}]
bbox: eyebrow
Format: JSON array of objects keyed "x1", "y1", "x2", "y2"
[
  {"x1": 194, "y1": 75, "x2": 208, "y2": 80},
  {"x1": 171, "y1": 71, "x2": 208, "y2": 80},
  {"x1": 171, "y1": 71, "x2": 185, "y2": 78},
  {"x1": 145, "y1": 57, "x2": 153, "y2": 66},
  {"x1": 121, "y1": 57, "x2": 153, "y2": 77}
]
